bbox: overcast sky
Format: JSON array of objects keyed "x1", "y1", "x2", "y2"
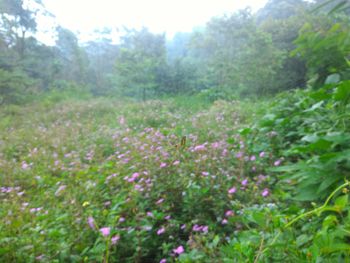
[{"x1": 36, "y1": 0, "x2": 269, "y2": 44}]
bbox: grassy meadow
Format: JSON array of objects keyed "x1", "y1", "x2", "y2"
[{"x1": 1, "y1": 85, "x2": 349, "y2": 262}]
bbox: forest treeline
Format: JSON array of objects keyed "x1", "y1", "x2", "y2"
[{"x1": 0, "y1": 0, "x2": 349, "y2": 104}]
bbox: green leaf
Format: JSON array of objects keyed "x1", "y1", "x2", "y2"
[
  {"x1": 296, "y1": 234, "x2": 312, "y2": 247},
  {"x1": 325, "y1": 73, "x2": 340, "y2": 84},
  {"x1": 333, "y1": 81, "x2": 350, "y2": 102},
  {"x1": 303, "y1": 101, "x2": 324, "y2": 112},
  {"x1": 294, "y1": 184, "x2": 321, "y2": 201},
  {"x1": 317, "y1": 175, "x2": 340, "y2": 194},
  {"x1": 238, "y1": 128, "x2": 252, "y2": 136},
  {"x1": 334, "y1": 195, "x2": 348, "y2": 210},
  {"x1": 322, "y1": 215, "x2": 338, "y2": 229}
]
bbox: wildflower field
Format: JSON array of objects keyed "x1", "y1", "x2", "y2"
[{"x1": 1, "y1": 86, "x2": 350, "y2": 262}]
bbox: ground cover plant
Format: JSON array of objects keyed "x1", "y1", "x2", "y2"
[
  {"x1": 1, "y1": 0, "x2": 350, "y2": 262},
  {"x1": 1, "y1": 80, "x2": 350, "y2": 262}
]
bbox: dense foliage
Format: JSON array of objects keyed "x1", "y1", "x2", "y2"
[
  {"x1": 1, "y1": 0, "x2": 350, "y2": 262},
  {"x1": 0, "y1": 0, "x2": 348, "y2": 103}
]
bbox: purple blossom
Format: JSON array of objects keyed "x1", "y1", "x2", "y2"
[
  {"x1": 241, "y1": 179, "x2": 248, "y2": 186},
  {"x1": 127, "y1": 177, "x2": 136, "y2": 183},
  {"x1": 147, "y1": 212, "x2": 154, "y2": 217},
  {"x1": 211, "y1": 142, "x2": 220, "y2": 149},
  {"x1": 132, "y1": 172, "x2": 140, "y2": 179},
  {"x1": 201, "y1": 171, "x2": 209, "y2": 176},
  {"x1": 222, "y1": 149, "x2": 228, "y2": 156},
  {"x1": 100, "y1": 227, "x2": 110, "y2": 237},
  {"x1": 259, "y1": 151, "x2": 266, "y2": 158},
  {"x1": 173, "y1": 160, "x2": 180, "y2": 165},
  {"x1": 274, "y1": 160, "x2": 282, "y2": 166},
  {"x1": 225, "y1": 210, "x2": 234, "y2": 217},
  {"x1": 222, "y1": 219, "x2": 228, "y2": 225},
  {"x1": 194, "y1": 144, "x2": 206, "y2": 152},
  {"x1": 119, "y1": 116, "x2": 125, "y2": 125},
  {"x1": 160, "y1": 162, "x2": 167, "y2": 168},
  {"x1": 111, "y1": 235, "x2": 120, "y2": 245},
  {"x1": 236, "y1": 152, "x2": 243, "y2": 159},
  {"x1": 160, "y1": 259, "x2": 167, "y2": 263},
  {"x1": 157, "y1": 227, "x2": 165, "y2": 235},
  {"x1": 202, "y1": 226, "x2": 209, "y2": 233},
  {"x1": 262, "y1": 188, "x2": 270, "y2": 197},
  {"x1": 88, "y1": 216, "x2": 96, "y2": 230},
  {"x1": 192, "y1": 224, "x2": 203, "y2": 232},
  {"x1": 21, "y1": 161, "x2": 30, "y2": 170},
  {"x1": 156, "y1": 198, "x2": 164, "y2": 205},
  {"x1": 55, "y1": 185, "x2": 67, "y2": 196},
  {"x1": 228, "y1": 187, "x2": 237, "y2": 194},
  {"x1": 250, "y1": 155, "x2": 256, "y2": 161},
  {"x1": 173, "y1": 245, "x2": 184, "y2": 255}
]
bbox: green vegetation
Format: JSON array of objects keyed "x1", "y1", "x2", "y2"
[{"x1": 1, "y1": 0, "x2": 350, "y2": 262}]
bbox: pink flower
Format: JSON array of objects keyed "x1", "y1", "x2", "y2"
[
  {"x1": 192, "y1": 224, "x2": 203, "y2": 232},
  {"x1": 111, "y1": 235, "x2": 120, "y2": 245},
  {"x1": 180, "y1": 224, "x2": 186, "y2": 230},
  {"x1": 55, "y1": 185, "x2": 67, "y2": 196},
  {"x1": 21, "y1": 161, "x2": 30, "y2": 170},
  {"x1": 228, "y1": 187, "x2": 236, "y2": 194},
  {"x1": 262, "y1": 188, "x2": 269, "y2": 197},
  {"x1": 156, "y1": 198, "x2": 164, "y2": 205},
  {"x1": 157, "y1": 227, "x2": 165, "y2": 235},
  {"x1": 88, "y1": 216, "x2": 96, "y2": 230},
  {"x1": 225, "y1": 210, "x2": 234, "y2": 217},
  {"x1": 202, "y1": 226, "x2": 209, "y2": 233},
  {"x1": 164, "y1": 215, "x2": 171, "y2": 220},
  {"x1": 127, "y1": 177, "x2": 136, "y2": 183},
  {"x1": 222, "y1": 149, "x2": 228, "y2": 156},
  {"x1": 259, "y1": 151, "x2": 266, "y2": 158},
  {"x1": 250, "y1": 155, "x2": 256, "y2": 161},
  {"x1": 194, "y1": 145, "x2": 206, "y2": 152},
  {"x1": 147, "y1": 212, "x2": 154, "y2": 217},
  {"x1": 134, "y1": 184, "x2": 143, "y2": 191},
  {"x1": 100, "y1": 227, "x2": 110, "y2": 237},
  {"x1": 132, "y1": 172, "x2": 140, "y2": 179},
  {"x1": 160, "y1": 259, "x2": 167, "y2": 263},
  {"x1": 274, "y1": 160, "x2": 281, "y2": 166},
  {"x1": 173, "y1": 160, "x2": 180, "y2": 165},
  {"x1": 222, "y1": 219, "x2": 228, "y2": 225},
  {"x1": 201, "y1": 171, "x2": 209, "y2": 176},
  {"x1": 235, "y1": 152, "x2": 243, "y2": 159},
  {"x1": 173, "y1": 245, "x2": 184, "y2": 255},
  {"x1": 119, "y1": 116, "x2": 125, "y2": 125},
  {"x1": 211, "y1": 142, "x2": 220, "y2": 149},
  {"x1": 119, "y1": 217, "x2": 125, "y2": 223},
  {"x1": 160, "y1": 162, "x2": 167, "y2": 168},
  {"x1": 241, "y1": 179, "x2": 248, "y2": 186}
]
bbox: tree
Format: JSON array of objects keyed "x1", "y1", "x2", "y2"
[
  {"x1": 55, "y1": 26, "x2": 89, "y2": 85},
  {"x1": 191, "y1": 9, "x2": 284, "y2": 95},
  {"x1": 84, "y1": 31, "x2": 120, "y2": 95},
  {"x1": 114, "y1": 28, "x2": 166, "y2": 100},
  {"x1": 0, "y1": 0, "x2": 40, "y2": 59},
  {"x1": 292, "y1": 15, "x2": 350, "y2": 87}
]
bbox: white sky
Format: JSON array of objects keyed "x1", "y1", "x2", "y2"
[{"x1": 37, "y1": 0, "x2": 268, "y2": 44}]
